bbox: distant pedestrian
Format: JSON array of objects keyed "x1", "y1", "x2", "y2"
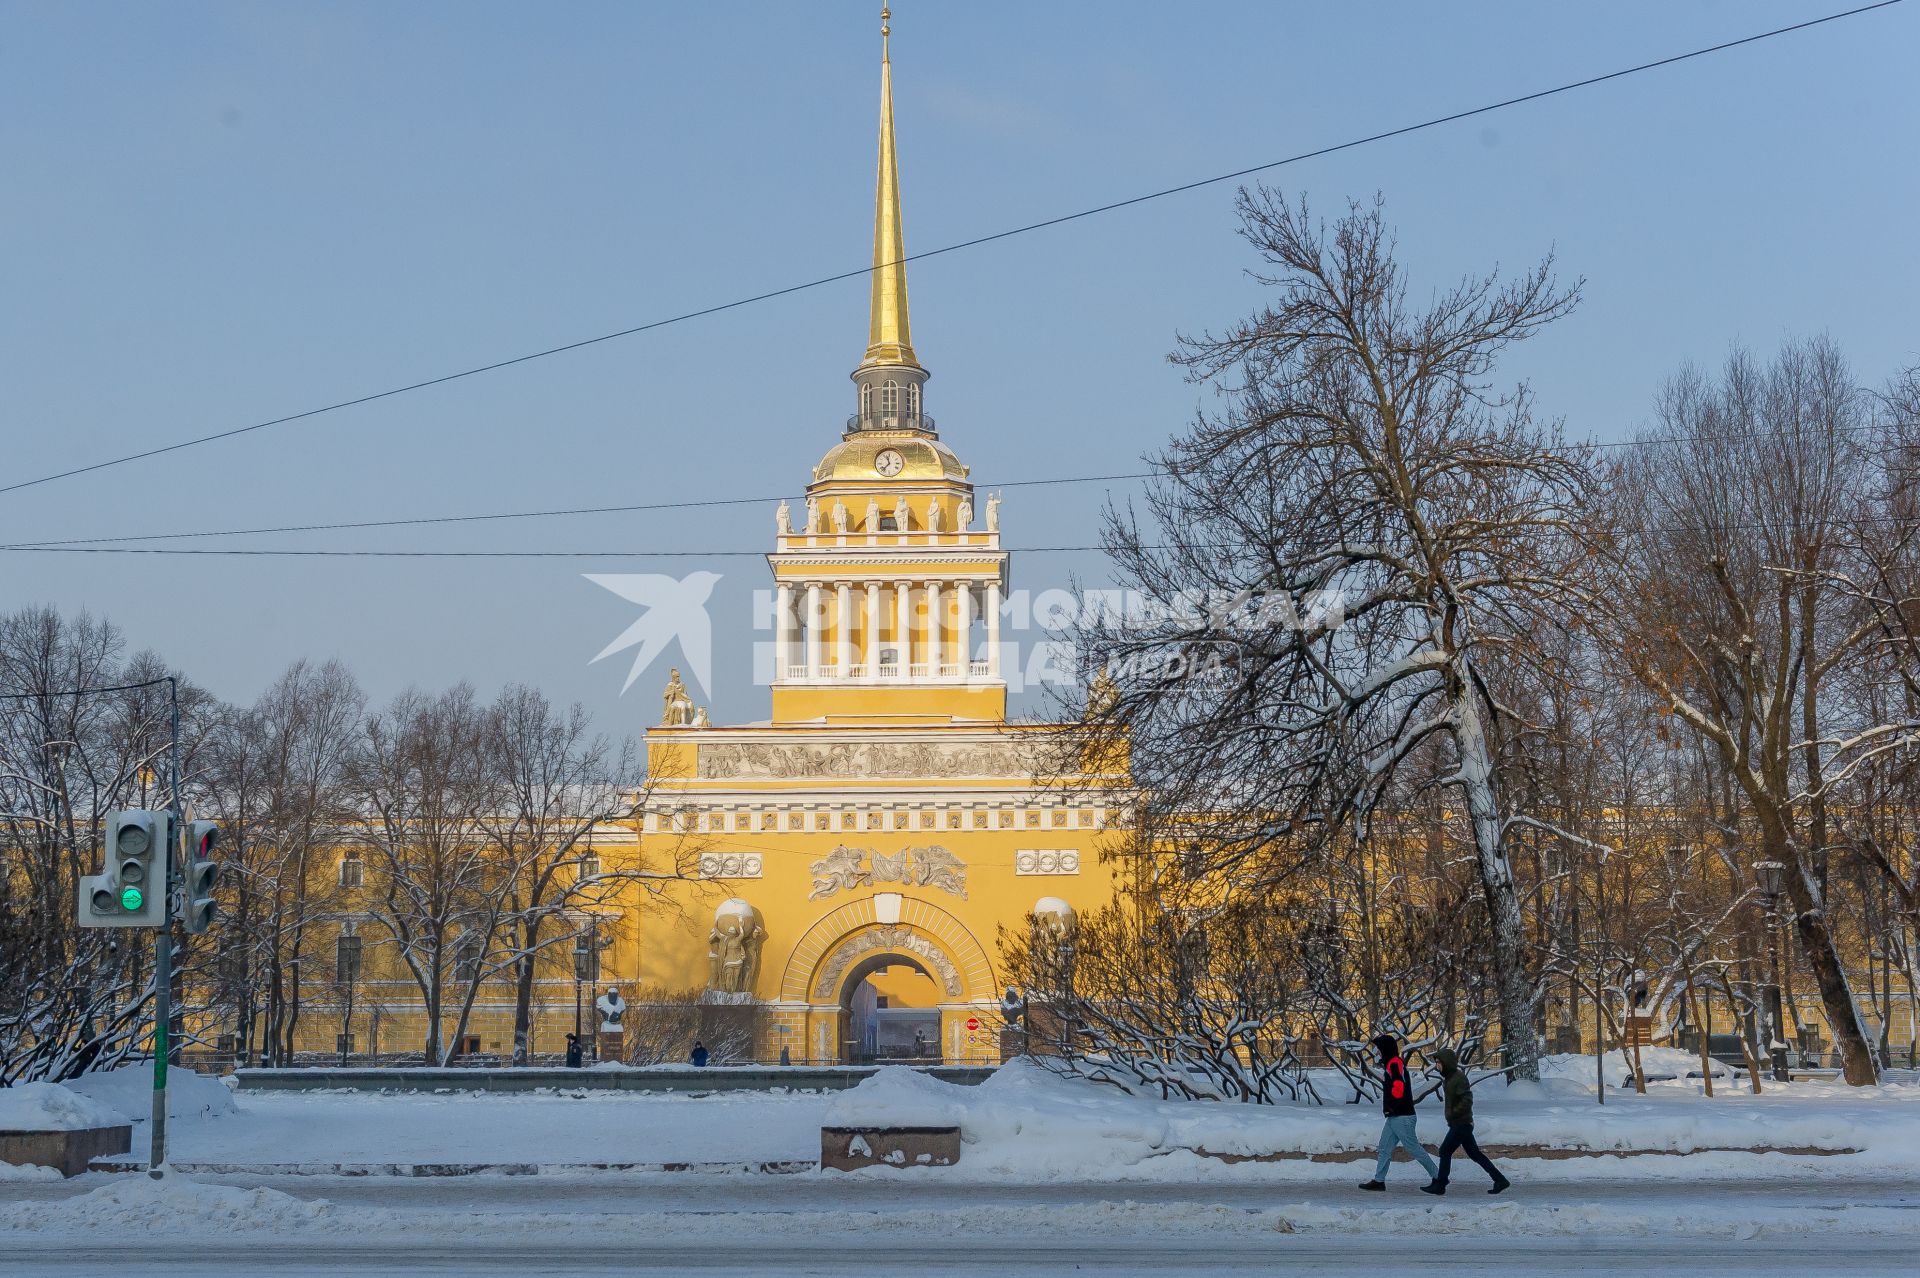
[
  {"x1": 1358, "y1": 1033, "x2": 1439, "y2": 1191},
  {"x1": 690, "y1": 1039, "x2": 710, "y2": 1068},
  {"x1": 778, "y1": 1045, "x2": 792, "y2": 1066},
  {"x1": 564, "y1": 1033, "x2": 583, "y2": 1069},
  {"x1": 1420, "y1": 1048, "x2": 1510, "y2": 1196}
]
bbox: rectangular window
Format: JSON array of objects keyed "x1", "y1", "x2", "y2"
[
  {"x1": 577, "y1": 855, "x2": 601, "y2": 880},
  {"x1": 338, "y1": 856, "x2": 364, "y2": 888},
  {"x1": 335, "y1": 934, "x2": 363, "y2": 986}
]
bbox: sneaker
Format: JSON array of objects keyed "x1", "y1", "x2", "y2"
[
  {"x1": 1419, "y1": 1181, "x2": 1446, "y2": 1196},
  {"x1": 1488, "y1": 1176, "x2": 1511, "y2": 1195},
  {"x1": 1358, "y1": 1180, "x2": 1386, "y2": 1192}
]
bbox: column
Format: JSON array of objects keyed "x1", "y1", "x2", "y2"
[
  {"x1": 805, "y1": 582, "x2": 822, "y2": 678},
  {"x1": 775, "y1": 582, "x2": 794, "y2": 681},
  {"x1": 926, "y1": 580, "x2": 943, "y2": 677},
  {"x1": 864, "y1": 581, "x2": 881, "y2": 676},
  {"x1": 895, "y1": 581, "x2": 913, "y2": 678},
  {"x1": 836, "y1": 582, "x2": 853, "y2": 676},
  {"x1": 956, "y1": 580, "x2": 973, "y2": 674},
  {"x1": 986, "y1": 579, "x2": 1002, "y2": 678}
]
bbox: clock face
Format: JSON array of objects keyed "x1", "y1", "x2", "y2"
[{"x1": 874, "y1": 449, "x2": 905, "y2": 478}]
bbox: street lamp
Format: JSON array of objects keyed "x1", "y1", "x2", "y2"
[
  {"x1": 1751, "y1": 861, "x2": 1792, "y2": 1082},
  {"x1": 573, "y1": 930, "x2": 600, "y2": 1061}
]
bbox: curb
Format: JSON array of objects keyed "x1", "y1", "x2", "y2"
[
  {"x1": 1194, "y1": 1144, "x2": 1859, "y2": 1164},
  {"x1": 88, "y1": 1159, "x2": 817, "y2": 1177}
]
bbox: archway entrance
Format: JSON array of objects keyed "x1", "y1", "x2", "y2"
[{"x1": 840, "y1": 953, "x2": 943, "y2": 1064}]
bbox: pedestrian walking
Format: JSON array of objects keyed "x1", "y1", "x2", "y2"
[
  {"x1": 564, "y1": 1033, "x2": 583, "y2": 1069},
  {"x1": 1358, "y1": 1033, "x2": 1439, "y2": 1191},
  {"x1": 690, "y1": 1039, "x2": 710, "y2": 1068},
  {"x1": 1420, "y1": 1048, "x2": 1511, "y2": 1195}
]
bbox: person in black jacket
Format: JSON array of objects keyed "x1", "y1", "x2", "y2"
[
  {"x1": 564, "y1": 1033, "x2": 583, "y2": 1068},
  {"x1": 1358, "y1": 1033, "x2": 1439, "y2": 1191},
  {"x1": 690, "y1": 1040, "x2": 710, "y2": 1067},
  {"x1": 1419, "y1": 1047, "x2": 1510, "y2": 1195}
]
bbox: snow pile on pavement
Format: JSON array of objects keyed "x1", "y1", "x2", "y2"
[
  {"x1": 1539, "y1": 1047, "x2": 1728, "y2": 1088},
  {"x1": 0, "y1": 1081, "x2": 129, "y2": 1132},
  {"x1": 823, "y1": 1057, "x2": 1920, "y2": 1178},
  {"x1": 821, "y1": 1065, "x2": 968, "y2": 1127},
  {"x1": 65, "y1": 1063, "x2": 238, "y2": 1123},
  {"x1": 0, "y1": 1174, "x2": 336, "y2": 1234}
]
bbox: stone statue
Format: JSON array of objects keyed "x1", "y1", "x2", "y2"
[
  {"x1": 893, "y1": 495, "x2": 911, "y2": 531},
  {"x1": 956, "y1": 496, "x2": 973, "y2": 531},
  {"x1": 925, "y1": 500, "x2": 942, "y2": 534},
  {"x1": 1032, "y1": 897, "x2": 1077, "y2": 950},
  {"x1": 831, "y1": 499, "x2": 849, "y2": 533},
  {"x1": 775, "y1": 500, "x2": 791, "y2": 535},
  {"x1": 1086, "y1": 667, "x2": 1119, "y2": 718},
  {"x1": 692, "y1": 706, "x2": 710, "y2": 729},
  {"x1": 595, "y1": 986, "x2": 627, "y2": 1033},
  {"x1": 707, "y1": 900, "x2": 766, "y2": 994},
  {"x1": 865, "y1": 497, "x2": 881, "y2": 531},
  {"x1": 985, "y1": 491, "x2": 1001, "y2": 532},
  {"x1": 805, "y1": 496, "x2": 820, "y2": 534},
  {"x1": 661, "y1": 668, "x2": 696, "y2": 726}
]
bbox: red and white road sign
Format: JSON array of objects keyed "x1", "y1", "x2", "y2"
[{"x1": 965, "y1": 1016, "x2": 980, "y2": 1032}]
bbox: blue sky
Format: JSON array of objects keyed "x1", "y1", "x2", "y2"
[{"x1": 2, "y1": 1, "x2": 1916, "y2": 728}]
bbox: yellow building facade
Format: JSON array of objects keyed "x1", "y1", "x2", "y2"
[
  {"x1": 624, "y1": 15, "x2": 1122, "y2": 1065},
  {"x1": 252, "y1": 18, "x2": 1122, "y2": 1068}
]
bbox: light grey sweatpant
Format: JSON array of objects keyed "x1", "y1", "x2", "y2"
[{"x1": 1373, "y1": 1114, "x2": 1438, "y2": 1181}]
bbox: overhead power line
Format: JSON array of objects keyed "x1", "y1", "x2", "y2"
[
  {"x1": 6, "y1": 471, "x2": 1158, "y2": 549},
  {"x1": 13, "y1": 411, "x2": 1905, "y2": 553},
  {"x1": 0, "y1": 0, "x2": 1901, "y2": 501}
]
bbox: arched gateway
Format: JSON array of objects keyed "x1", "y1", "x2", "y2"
[{"x1": 778, "y1": 895, "x2": 997, "y2": 1064}]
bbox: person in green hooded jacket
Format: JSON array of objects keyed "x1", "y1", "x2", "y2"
[{"x1": 1420, "y1": 1048, "x2": 1511, "y2": 1195}]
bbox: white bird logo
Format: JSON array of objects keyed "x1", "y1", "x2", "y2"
[{"x1": 585, "y1": 572, "x2": 722, "y2": 696}]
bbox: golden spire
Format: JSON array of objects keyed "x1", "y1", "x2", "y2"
[{"x1": 862, "y1": 5, "x2": 920, "y2": 370}]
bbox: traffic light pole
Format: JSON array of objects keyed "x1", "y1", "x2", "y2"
[{"x1": 148, "y1": 676, "x2": 183, "y2": 1179}]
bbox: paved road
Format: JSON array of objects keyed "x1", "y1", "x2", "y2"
[
  {"x1": 7, "y1": 1169, "x2": 1915, "y2": 1214},
  {"x1": 6, "y1": 1237, "x2": 1915, "y2": 1276},
  {"x1": 6, "y1": 1172, "x2": 1916, "y2": 1275}
]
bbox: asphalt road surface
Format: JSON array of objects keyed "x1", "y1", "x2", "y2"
[{"x1": 5, "y1": 1173, "x2": 1915, "y2": 1275}]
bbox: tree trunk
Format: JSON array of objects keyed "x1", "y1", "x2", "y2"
[
  {"x1": 511, "y1": 917, "x2": 543, "y2": 1067},
  {"x1": 1452, "y1": 678, "x2": 1539, "y2": 1080},
  {"x1": 1740, "y1": 806, "x2": 1876, "y2": 1083}
]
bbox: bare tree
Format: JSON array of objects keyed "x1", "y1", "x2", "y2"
[
  {"x1": 482, "y1": 683, "x2": 643, "y2": 1065},
  {"x1": 351, "y1": 684, "x2": 510, "y2": 1064},
  {"x1": 1611, "y1": 339, "x2": 1905, "y2": 1083},
  {"x1": 199, "y1": 659, "x2": 364, "y2": 1065},
  {"x1": 1076, "y1": 191, "x2": 1591, "y2": 1079}
]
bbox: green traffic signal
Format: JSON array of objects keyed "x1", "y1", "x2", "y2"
[{"x1": 120, "y1": 886, "x2": 144, "y2": 911}]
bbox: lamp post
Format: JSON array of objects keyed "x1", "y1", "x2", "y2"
[
  {"x1": 1752, "y1": 861, "x2": 1792, "y2": 1082},
  {"x1": 573, "y1": 932, "x2": 597, "y2": 1060}
]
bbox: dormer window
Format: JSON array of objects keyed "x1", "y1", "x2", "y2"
[{"x1": 881, "y1": 382, "x2": 901, "y2": 415}]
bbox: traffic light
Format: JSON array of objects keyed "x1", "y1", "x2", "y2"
[
  {"x1": 181, "y1": 820, "x2": 221, "y2": 934},
  {"x1": 79, "y1": 809, "x2": 169, "y2": 929}
]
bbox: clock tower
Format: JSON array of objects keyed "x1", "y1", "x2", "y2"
[{"x1": 766, "y1": 5, "x2": 1008, "y2": 725}]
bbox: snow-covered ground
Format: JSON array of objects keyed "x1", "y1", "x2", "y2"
[{"x1": 4, "y1": 1057, "x2": 1918, "y2": 1272}]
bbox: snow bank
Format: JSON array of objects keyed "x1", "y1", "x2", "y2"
[
  {"x1": 0, "y1": 1082, "x2": 128, "y2": 1132},
  {"x1": 1540, "y1": 1048, "x2": 1729, "y2": 1089},
  {"x1": 65, "y1": 1064, "x2": 238, "y2": 1124},
  {"x1": 823, "y1": 1057, "x2": 1920, "y2": 1179},
  {"x1": 0, "y1": 1161, "x2": 65, "y2": 1182},
  {"x1": 822, "y1": 1066, "x2": 967, "y2": 1127},
  {"x1": 0, "y1": 1175, "x2": 334, "y2": 1234}
]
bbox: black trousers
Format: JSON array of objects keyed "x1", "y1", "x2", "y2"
[{"x1": 1436, "y1": 1123, "x2": 1503, "y2": 1184}]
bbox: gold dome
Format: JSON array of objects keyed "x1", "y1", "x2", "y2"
[{"x1": 810, "y1": 432, "x2": 969, "y2": 485}]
